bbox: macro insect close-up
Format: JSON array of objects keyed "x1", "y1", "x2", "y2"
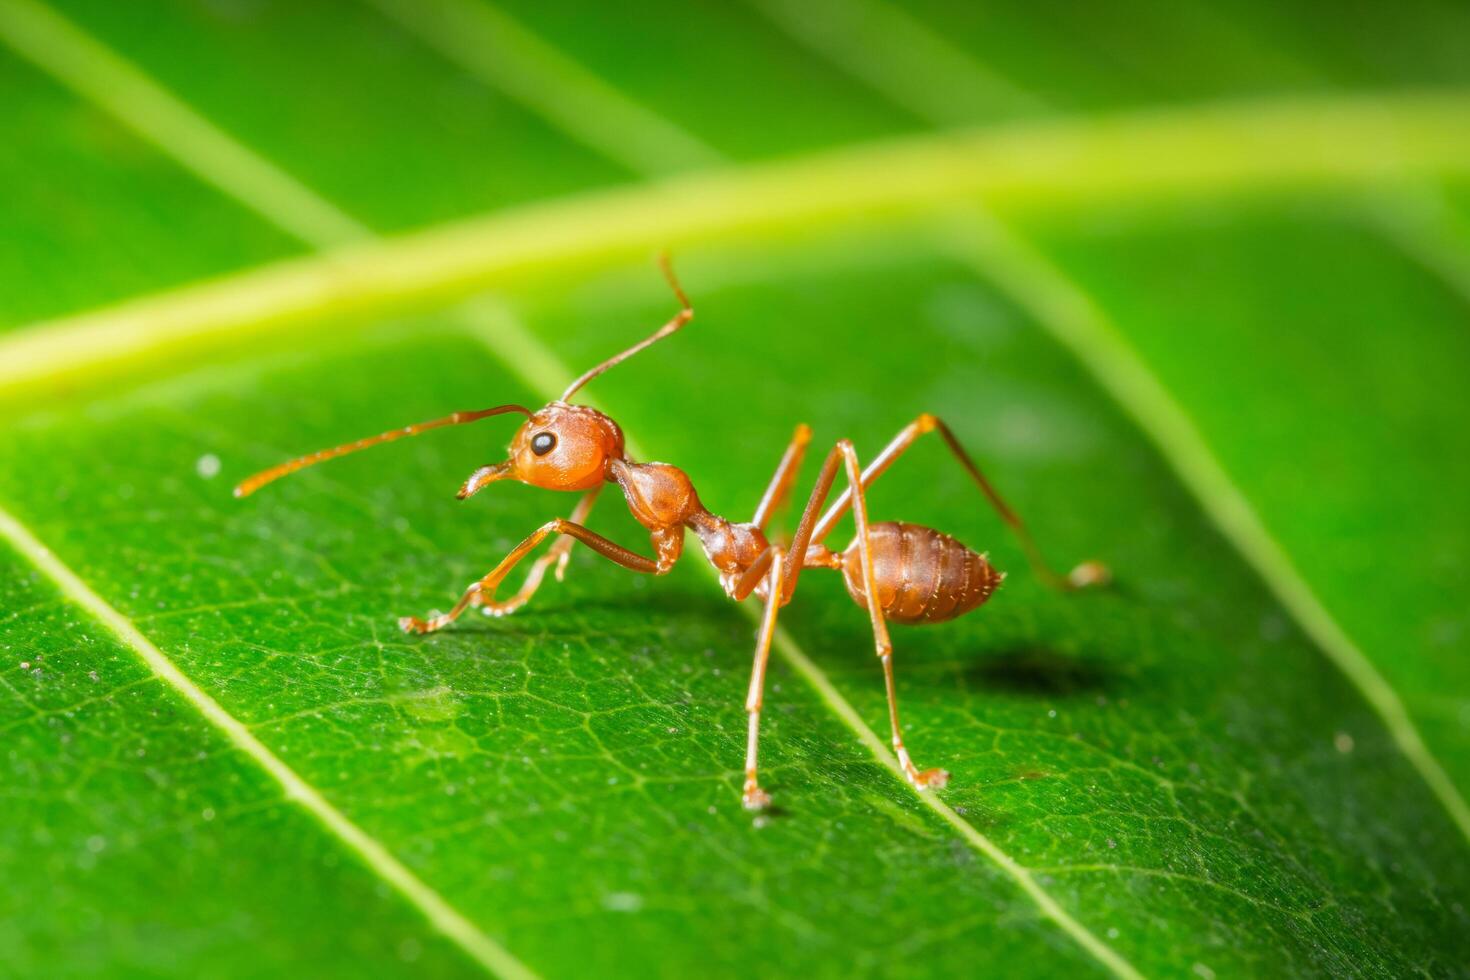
[
  {"x1": 235, "y1": 257, "x2": 1111, "y2": 810},
  {"x1": 4, "y1": 1, "x2": 1470, "y2": 978}
]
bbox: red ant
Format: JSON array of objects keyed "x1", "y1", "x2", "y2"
[{"x1": 236, "y1": 257, "x2": 1109, "y2": 810}]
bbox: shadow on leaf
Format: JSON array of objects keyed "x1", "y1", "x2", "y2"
[{"x1": 967, "y1": 645, "x2": 1126, "y2": 698}]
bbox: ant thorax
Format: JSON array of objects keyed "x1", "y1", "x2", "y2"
[{"x1": 609, "y1": 458, "x2": 703, "y2": 530}]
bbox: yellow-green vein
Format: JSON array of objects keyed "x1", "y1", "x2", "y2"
[
  {"x1": 762, "y1": 0, "x2": 1470, "y2": 338},
  {"x1": 0, "y1": 504, "x2": 536, "y2": 980},
  {"x1": 3, "y1": 86, "x2": 1470, "y2": 393}
]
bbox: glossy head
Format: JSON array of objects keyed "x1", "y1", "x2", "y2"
[{"x1": 459, "y1": 403, "x2": 625, "y2": 499}]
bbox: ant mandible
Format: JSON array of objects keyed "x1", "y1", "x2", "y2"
[{"x1": 235, "y1": 256, "x2": 1109, "y2": 811}]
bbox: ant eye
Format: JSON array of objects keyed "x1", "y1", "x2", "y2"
[{"x1": 531, "y1": 432, "x2": 557, "y2": 456}]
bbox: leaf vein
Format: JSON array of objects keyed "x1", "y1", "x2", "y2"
[
  {"x1": 0, "y1": 503, "x2": 537, "y2": 980},
  {"x1": 935, "y1": 209, "x2": 1470, "y2": 844},
  {"x1": 4, "y1": 87, "x2": 1470, "y2": 393}
]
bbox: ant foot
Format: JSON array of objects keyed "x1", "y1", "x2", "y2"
[
  {"x1": 742, "y1": 783, "x2": 772, "y2": 811},
  {"x1": 908, "y1": 767, "x2": 950, "y2": 791},
  {"x1": 477, "y1": 601, "x2": 522, "y2": 619},
  {"x1": 1067, "y1": 560, "x2": 1111, "y2": 589},
  {"x1": 399, "y1": 615, "x2": 436, "y2": 634}
]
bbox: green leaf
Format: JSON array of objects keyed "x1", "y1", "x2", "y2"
[{"x1": 2, "y1": 1, "x2": 1468, "y2": 978}]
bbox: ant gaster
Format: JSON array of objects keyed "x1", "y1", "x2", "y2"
[{"x1": 235, "y1": 257, "x2": 1109, "y2": 811}]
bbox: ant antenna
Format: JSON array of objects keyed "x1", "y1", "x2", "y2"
[
  {"x1": 234, "y1": 404, "x2": 532, "y2": 498},
  {"x1": 559, "y1": 253, "x2": 693, "y2": 402}
]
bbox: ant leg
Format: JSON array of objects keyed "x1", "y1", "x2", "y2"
[
  {"x1": 752, "y1": 424, "x2": 813, "y2": 531},
  {"x1": 838, "y1": 440, "x2": 949, "y2": 791},
  {"x1": 769, "y1": 438, "x2": 948, "y2": 787},
  {"x1": 812, "y1": 414, "x2": 1108, "y2": 591},
  {"x1": 400, "y1": 519, "x2": 672, "y2": 634},
  {"x1": 778, "y1": 443, "x2": 846, "y2": 604},
  {"x1": 741, "y1": 549, "x2": 785, "y2": 810},
  {"x1": 474, "y1": 486, "x2": 602, "y2": 618}
]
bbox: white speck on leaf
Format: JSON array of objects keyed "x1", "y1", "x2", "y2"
[
  {"x1": 603, "y1": 892, "x2": 643, "y2": 912},
  {"x1": 1335, "y1": 731, "x2": 1355, "y2": 753},
  {"x1": 195, "y1": 453, "x2": 221, "y2": 479}
]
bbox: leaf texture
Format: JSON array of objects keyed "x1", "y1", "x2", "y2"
[{"x1": 2, "y1": 0, "x2": 1468, "y2": 977}]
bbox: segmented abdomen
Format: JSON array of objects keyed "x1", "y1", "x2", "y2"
[{"x1": 841, "y1": 522, "x2": 1001, "y2": 625}]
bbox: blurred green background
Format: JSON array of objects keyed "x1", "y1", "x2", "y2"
[{"x1": 2, "y1": 1, "x2": 1469, "y2": 977}]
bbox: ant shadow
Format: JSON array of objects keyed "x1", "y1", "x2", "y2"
[
  {"x1": 966, "y1": 644, "x2": 1127, "y2": 698},
  {"x1": 449, "y1": 586, "x2": 1133, "y2": 707},
  {"x1": 799, "y1": 604, "x2": 1131, "y2": 702},
  {"x1": 440, "y1": 588, "x2": 732, "y2": 639}
]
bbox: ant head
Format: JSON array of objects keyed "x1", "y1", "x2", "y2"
[
  {"x1": 459, "y1": 253, "x2": 691, "y2": 501},
  {"x1": 459, "y1": 403, "x2": 624, "y2": 499}
]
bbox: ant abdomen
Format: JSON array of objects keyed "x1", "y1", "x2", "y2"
[{"x1": 841, "y1": 522, "x2": 1003, "y2": 625}]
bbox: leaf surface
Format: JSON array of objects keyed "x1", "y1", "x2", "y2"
[{"x1": 2, "y1": 1, "x2": 1469, "y2": 977}]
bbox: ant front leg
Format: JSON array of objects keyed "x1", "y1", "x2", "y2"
[
  {"x1": 400, "y1": 518, "x2": 674, "y2": 634},
  {"x1": 474, "y1": 486, "x2": 602, "y2": 618},
  {"x1": 741, "y1": 549, "x2": 785, "y2": 811}
]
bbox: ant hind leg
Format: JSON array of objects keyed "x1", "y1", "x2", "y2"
[
  {"x1": 811, "y1": 414, "x2": 1108, "y2": 591},
  {"x1": 837, "y1": 441, "x2": 949, "y2": 791},
  {"x1": 878, "y1": 645, "x2": 949, "y2": 791}
]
